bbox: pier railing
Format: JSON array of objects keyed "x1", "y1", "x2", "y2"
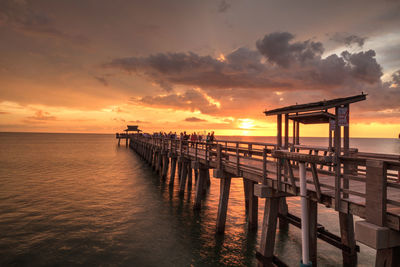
[{"x1": 129, "y1": 134, "x2": 400, "y2": 230}]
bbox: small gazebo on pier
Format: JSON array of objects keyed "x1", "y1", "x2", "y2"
[{"x1": 116, "y1": 125, "x2": 141, "y2": 146}]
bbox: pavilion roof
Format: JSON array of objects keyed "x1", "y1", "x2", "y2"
[{"x1": 264, "y1": 93, "x2": 366, "y2": 116}]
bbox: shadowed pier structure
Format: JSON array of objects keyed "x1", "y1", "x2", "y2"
[
  {"x1": 121, "y1": 94, "x2": 400, "y2": 267},
  {"x1": 115, "y1": 125, "x2": 141, "y2": 147}
]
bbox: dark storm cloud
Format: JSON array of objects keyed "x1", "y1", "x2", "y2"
[
  {"x1": 184, "y1": 117, "x2": 207, "y2": 122},
  {"x1": 307, "y1": 50, "x2": 382, "y2": 86},
  {"x1": 330, "y1": 33, "x2": 367, "y2": 47},
  {"x1": 256, "y1": 32, "x2": 324, "y2": 68},
  {"x1": 105, "y1": 32, "x2": 383, "y2": 91},
  {"x1": 106, "y1": 31, "x2": 395, "y2": 115},
  {"x1": 0, "y1": 0, "x2": 88, "y2": 44},
  {"x1": 392, "y1": 70, "x2": 400, "y2": 86},
  {"x1": 137, "y1": 89, "x2": 219, "y2": 114},
  {"x1": 105, "y1": 48, "x2": 291, "y2": 91},
  {"x1": 341, "y1": 50, "x2": 382, "y2": 84}
]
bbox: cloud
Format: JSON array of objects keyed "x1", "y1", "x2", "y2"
[
  {"x1": 136, "y1": 88, "x2": 220, "y2": 114},
  {"x1": 330, "y1": 33, "x2": 367, "y2": 47},
  {"x1": 218, "y1": 0, "x2": 231, "y2": 13},
  {"x1": 392, "y1": 70, "x2": 400, "y2": 86},
  {"x1": 94, "y1": 76, "x2": 108, "y2": 86},
  {"x1": 24, "y1": 110, "x2": 56, "y2": 123},
  {"x1": 184, "y1": 117, "x2": 207, "y2": 122},
  {"x1": 128, "y1": 120, "x2": 149, "y2": 124},
  {"x1": 106, "y1": 31, "x2": 396, "y2": 118},
  {"x1": 341, "y1": 50, "x2": 382, "y2": 84},
  {"x1": 0, "y1": 0, "x2": 88, "y2": 44},
  {"x1": 112, "y1": 117, "x2": 125, "y2": 122},
  {"x1": 256, "y1": 32, "x2": 324, "y2": 68},
  {"x1": 104, "y1": 48, "x2": 291, "y2": 91},
  {"x1": 0, "y1": 111, "x2": 10, "y2": 114}
]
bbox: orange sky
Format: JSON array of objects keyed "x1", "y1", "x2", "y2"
[{"x1": 1, "y1": 0, "x2": 400, "y2": 137}]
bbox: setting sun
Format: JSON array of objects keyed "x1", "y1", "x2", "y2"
[{"x1": 238, "y1": 119, "x2": 255, "y2": 129}]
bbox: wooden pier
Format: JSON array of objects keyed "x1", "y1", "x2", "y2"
[{"x1": 120, "y1": 95, "x2": 400, "y2": 267}]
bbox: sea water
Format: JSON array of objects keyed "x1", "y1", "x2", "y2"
[{"x1": 1, "y1": 133, "x2": 399, "y2": 266}]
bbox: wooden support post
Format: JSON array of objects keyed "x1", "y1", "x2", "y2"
[
  {"x1": 157, "y1": 151, "x2": 163, "y2": 175},
  {"x1": 308, "y1": 199, "x2": 318, "y2": 267},
  {"x1": 258, "y1": 197, "x2": 279, "y2": 267},
  {"x1": 194, "y1": 168, "x2": 199, "y2": 183},
  {"x1": 161, "y1": 154, "x2": 169, "y2": 180},
  {"x1": 118, "y1": 138, "x2": 120, "y2": 146},
  {"x1": 179, "y1": 160, "x2": 188, "y2": 195},
  {"x1": 243, "y1": 178, "x2": 250, "y2": 214},
  {"x1": 277, "y1": 114, "x2": 283, "y2": 192},
  {"x1": 236, "y1": 142, "x2": 240, "y2": 176},
  {"x1": 296, "y1": 121, "x2": 300, "y2": 145},
  {"x1": 147, "y1": 146, "x2": 152, "y2": 164},
  {"x1": 152, "y1": 150, "x2": 156, "y2": 170},
  {"x1": 206, "y1": 169, "x2": 211, "y2": 187},
  {"x1": 169, "y1": 157, "x2": 177, "y2": 185},
  {"x1": 244, "y1": 179, "x2": 258, "y2": 231},
  {"x1": 311, "y1": 163, "x2": 322, "y2": 201},
  {"x1": 277, "y1": 114, "x2": 282, "y2": 148},
  {"x1": 187, "y1": 162, "x2": 192, "y2": 188},
  {"x1": 284, "y1": 113, "x2": 289, "y2": 149},
  {"x1": 216, "y1": 175, "x2": 232, "y2": 234},
  {"x1": 292, "y1": 118, "x2": 296, "y2": 151},
  {"x1": 278, "y1": 197, "x2": 289, "y2": 230},
  {"x1": 339, "y1": 212, "x2": 357, "y2": 266},
  {"x1": 285, "y1": 159, "x2": 297, "y2": 195},
  {"x1": 343, "y1": 104, "x2": 350, "y2": 199},
  {"x1": 194, "y1": 167, "x2": 207, "y2": 210},
  {"x1": 334, "y1": 106, "x2": 342, "y2": 210},
  {"x1": 178, "y1": 158, "x2": 182, "y2": 180}
]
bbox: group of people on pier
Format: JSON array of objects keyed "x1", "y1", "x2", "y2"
[{"x1": 149, "y1": 131, "x2": 215, "y2": 143}]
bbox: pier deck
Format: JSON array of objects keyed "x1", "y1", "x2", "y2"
[
  {"x1": 131, "y1": 137, "x2": 400, "y2": 230},
  {"x1": 127, "y1": 135, "x2": 400, "y2": 267}
]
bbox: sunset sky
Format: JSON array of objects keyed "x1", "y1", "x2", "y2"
[{"x1": 1, "y1": 0, "x2": 400, "y2": 137}]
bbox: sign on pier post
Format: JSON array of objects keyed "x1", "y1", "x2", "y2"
[{"x1": 338, "y1": 106, "x2": 349, "y2": 127}]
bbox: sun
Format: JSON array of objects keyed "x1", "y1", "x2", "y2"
[{"x1": 238, "y1": 119, "x2": 255, "y2": 129}]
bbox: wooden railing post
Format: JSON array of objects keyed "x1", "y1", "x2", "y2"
[
  {"x1": 217, "y1": 144, "x2": 222, "y2": 170},
  {"x1": 334, "y1": 106, "x2": 342, "y2": 211},
  {"x1": 262, "y1": 148, "x2": 267, "y2": 183},
  {"x1": 195, "y1": 142, "x2": 198, "y2": 160},
  {"x1": 236, "y1": 142, "x2": 240, "y2": 176},
  {"x1": 366, "y1": 160, "x2": 387, "y2": 226}
]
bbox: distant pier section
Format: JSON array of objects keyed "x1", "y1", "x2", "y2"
[
  {"x1": 116, "y1": 125, "x2": 141, "y2": 146},
  {"x1": 118, "y1": 94, "x2": 400, "y2": 267}
]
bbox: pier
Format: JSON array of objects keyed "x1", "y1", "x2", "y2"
[{"x1": 119, "y1": 94, "x2": 400, "y2": 267}]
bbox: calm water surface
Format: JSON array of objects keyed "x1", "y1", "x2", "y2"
[{"x1": 1, "y1": 133, "x2": 399, "y2": 266}]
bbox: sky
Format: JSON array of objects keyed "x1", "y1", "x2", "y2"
[{"x1": 1, "y1": 0, "x2": 400, "y2": 137}]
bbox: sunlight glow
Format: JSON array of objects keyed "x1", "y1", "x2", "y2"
[
  {"x1": 217, "y1": 53, "x2": 226, "y2": 62},
  {"x1": 238, "y1": 119, "x2": 255, "y2": 129}
]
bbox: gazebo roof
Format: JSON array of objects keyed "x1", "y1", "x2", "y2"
[
  {"x1": 124, "y1": 125, "x2": 141, "y2": 132},
  {"x1": 289, "y1": 111, "x2": 335, "y2": 124},
  {"x1": 264, "y1": 94, "x2": 366, "y2": 116}
]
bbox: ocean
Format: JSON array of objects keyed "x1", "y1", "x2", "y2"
[{"x1": 0, "y1": 133, "x2": 399, "y2": 266}]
